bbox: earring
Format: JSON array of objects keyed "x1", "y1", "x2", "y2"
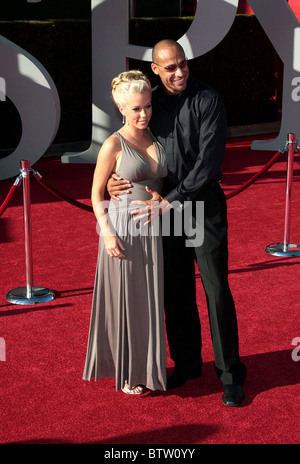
[{"x1": 122, "y1": 115, "x2": 125, "y2": 124}]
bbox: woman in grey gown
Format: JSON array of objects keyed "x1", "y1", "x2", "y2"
[{"x1": 83, "y1": 70, "x2": 167, "y2": 394}]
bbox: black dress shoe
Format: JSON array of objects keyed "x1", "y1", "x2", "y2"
[
  {"x1": 222, "y1": 384, "x2": 245, "y2": 407},
  {"x1": 167, "y1": 368, "x2": 202, "y2": 389}
]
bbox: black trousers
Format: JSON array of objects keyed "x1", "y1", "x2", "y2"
[{"x1": 163, "y1": 181, "x2": 246, "y2": 385}]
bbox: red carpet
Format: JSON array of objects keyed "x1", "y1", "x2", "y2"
[{"x1": 0, "y1": 135, "x2": 300, "y2": 445}]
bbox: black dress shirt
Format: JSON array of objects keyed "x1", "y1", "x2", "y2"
[{"x1": 150, "y1": 76, "x2": 227, "y2": 204}]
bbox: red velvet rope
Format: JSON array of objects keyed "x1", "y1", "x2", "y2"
[
  {"x1": 32, "y1": 171, "x2": 93, "y2": 213},
  {"x1": 33, "y1": 147, "x2": 284, "y2": 208},
  {"x1": 0, "y1": 146, "x2": 291, "y2": 218},
  {"x1": 0, "y1": 176, "x2": 22, "y2": 217},
  {"x1": 225, "y1": 148, "x2": 285, "y2": 199}
]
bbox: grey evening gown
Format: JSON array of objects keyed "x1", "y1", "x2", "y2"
[{"x1": 83, "y1": 130, "x2": 168, "y2": 391}]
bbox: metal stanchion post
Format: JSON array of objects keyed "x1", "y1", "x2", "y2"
[
  {"x1": 266, "y1": 133, "x2": 300, "y2": 257},
  {"x1": 6, "y1": 160, "x2": 55, "y2": 305}
]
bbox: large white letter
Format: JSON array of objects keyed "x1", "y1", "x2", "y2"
[
  {"x1": 62, "y1": 0, "x2": 239, "y2": 163},
  {"x1": 0, "y1": 35, "x2": 61, "y2": 180},
  {"x1": 62, "y1": 0, "x2": 130, "y2": 163},
  {"x1": 249, "y1": 0, "x2": 300, "y2": 151}
]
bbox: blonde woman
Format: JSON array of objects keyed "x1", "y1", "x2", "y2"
[{"x1": 83, "y1": 71, "x2": 167, "y2": 394}]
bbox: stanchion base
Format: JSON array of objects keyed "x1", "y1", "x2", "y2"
[
  {"x1": 265, "y1": 242, "x2": 300, "y2": 257},
  {"x1": 6, "y1": 286, "x2": 55, "y2": 305}
]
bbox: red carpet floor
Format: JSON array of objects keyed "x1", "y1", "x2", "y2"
[{"x1": 0, "y1": 135, "x2": 300, "y2": 445}]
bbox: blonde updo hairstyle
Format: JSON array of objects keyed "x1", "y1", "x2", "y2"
[{"x1": 111, "y1": 70, "x2": 151, "y2": 109}]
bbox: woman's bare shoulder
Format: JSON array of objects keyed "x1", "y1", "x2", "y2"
[{"x1": 101, "y1": 132, "x2": 121, "y2": 152}]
